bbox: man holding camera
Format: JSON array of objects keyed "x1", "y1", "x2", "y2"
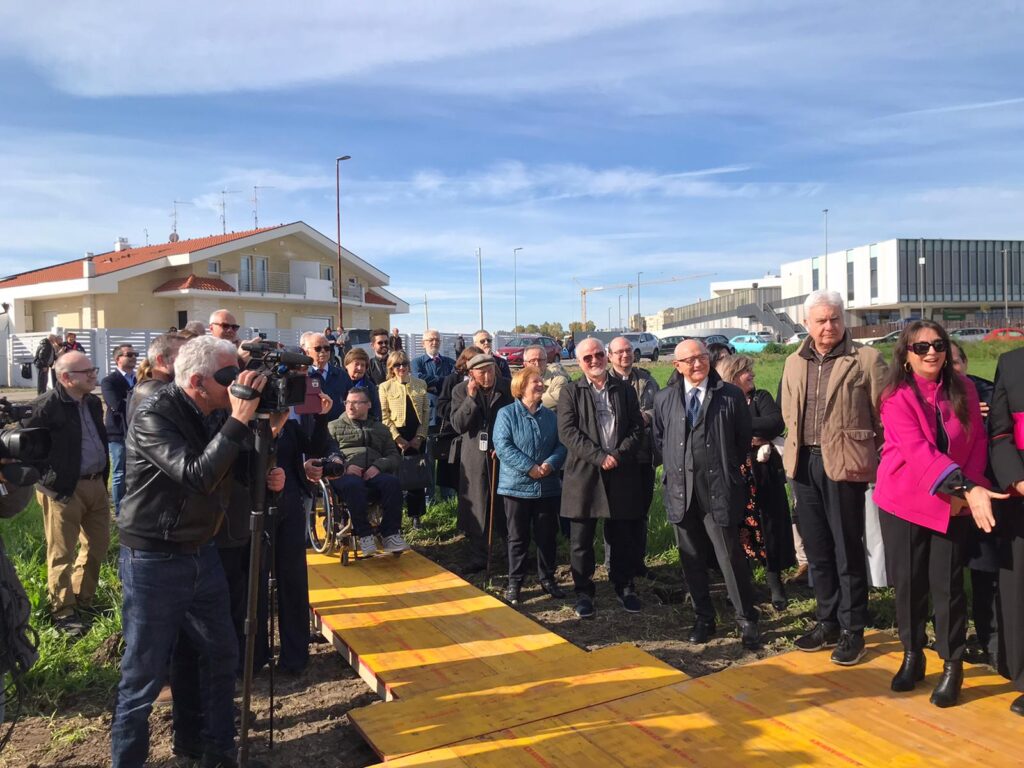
[
  {"x1": 24, "y1": 350, "x2": 109, "y2": 637},
  {"x1": 111, "y1": 335, "x2": 284, "y2": 768}
]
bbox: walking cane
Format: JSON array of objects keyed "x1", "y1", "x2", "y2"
[{"x1": 485, "y1": 452, "x2": 498, "y2": 583}]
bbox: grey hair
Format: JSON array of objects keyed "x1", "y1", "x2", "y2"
[
  {"x1": 174, "y1": 335, "x2": 237, "y2": 384},
  {"x1": 148, "y1": 333, "x2": 186, "y2": 366},
  {"x1": 182, "y1": 320, "x2": 206, "y2": 336},
  {"x1": 523, "y1": 344, "x2": 545, "y2": 358},
  {"x1": 804, "y1": 290, "x2": 845, "y2": 315},
  {"x1": 300, "y1": 331, "x2": 327, "y2": 348},
  {"x1": 423, "y1": 328, "x2": 441, "y2": 340}
]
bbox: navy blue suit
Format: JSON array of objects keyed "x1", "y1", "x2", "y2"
[{"x1": 412, "y1": 353, "x2": 455, "y2": 426}]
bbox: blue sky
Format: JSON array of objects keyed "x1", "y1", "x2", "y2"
[{"x1": 1, "y1": 2, "x2": 1022, "y2": 332}]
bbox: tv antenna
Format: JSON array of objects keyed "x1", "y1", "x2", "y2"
[
  {"x1": 220, "y1": 189, "x2": 241, "y2": 234},
  {"x1": 252, "y1": 185, "x2": 275, "y2": 229},
  {"x1": 170, "y1": 200, "x2": 194, "y2": 242},
  {"x1": 143, "y1": 228, "x2": 149, "y2": 246}
]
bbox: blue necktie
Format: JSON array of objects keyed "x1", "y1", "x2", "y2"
[{"x1": 687, "y1": 390, "x2": 701, "y2": 427}]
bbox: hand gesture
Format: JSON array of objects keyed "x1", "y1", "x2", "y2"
[
  {"x1": 527, "y1": 465, "x2": 545, "y2": 480},
  {"x1": 966, "y1": 485, "x2": 1009, "y2": 533},
  {"x1": 319, "y1": 392, "x2": 333, "y2": 415},
  {"x1": 601, "y1": 454, "x2": 618, "y2": 471},
  {"x1": 466, "y1": 378, "x2": 478, "y2": 397}
]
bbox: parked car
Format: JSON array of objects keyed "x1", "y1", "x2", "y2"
[
  {"x1": 621, "y1": 332, "x2": 660, "y2": 362},
  {"x1": 729, "y1": 334, "x2": 769, "y2": 353},
  {"x1": 863, "y1": 330, "x2": 902, "y2": 346},
  {"x1": 950, "y1": 327, "x2": 991, "y2": 342},
  {"x1": 697, "y1": 334, "x2": 737, "y2": 355},
  {"x1": 786, "y1": 331, "x2": 809, "y2": 344},
  {"x1": 983, "y1": 327, "x2": 1024, "y2": 342},
  {"x1": 755, "y1": 330, "x2": 775, "y2": 342},
  {"x1": 497, "y1": 335, "x2": 561, "y2": 365},
  {"x1": 658, "y1": 334, "x2": 688, "y2": 356}
]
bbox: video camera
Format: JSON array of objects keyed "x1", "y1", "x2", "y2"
[
  {"x1": 0, "y1": 398, "x2": 50, "y2": 489},
  {"x1": 234, "y1": 341, "x2": 314, "y2": 414}
]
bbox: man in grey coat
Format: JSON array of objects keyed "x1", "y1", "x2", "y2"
[
  {"x1": 653, "y1": 339, "x2": 760, "y2": 649},
  {"x1": 451, "y1": 355, "x2": 514, "y2": 574},
  {"x1": 558, "y1": 337, "x2": 645, "y2": 619}
]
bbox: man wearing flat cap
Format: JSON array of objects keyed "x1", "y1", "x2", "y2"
[{"x1": 450, "y1": 354, "x2": 513, "y2": 573}]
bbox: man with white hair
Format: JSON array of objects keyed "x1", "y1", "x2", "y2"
[
  {"x1": 779, "y1": 290, "x2": 887, "y2": 665},
  {"x1": 23, "y1": 350, "x2": 109, "y2": 637},
  {"x1": 522, "y1": 344, "x2": 569, "y2": 410},
  {"x1": 473, "y1": 330, "x2": 512, "y2": 379},
  {"x1": 301, "y1": 330, "x2": 346, "y2": 422},
  {"x1": 112, "y1": 335, "x2": 284, "y2": 767},
  {"x1": 208, "y1": 309, "x2": 240, "y2": 344}
]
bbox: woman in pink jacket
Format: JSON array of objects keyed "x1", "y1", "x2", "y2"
[{"x1": 874, "y1": 319, "x2": 1007, "y2": 708}]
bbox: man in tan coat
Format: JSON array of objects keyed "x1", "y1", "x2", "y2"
[{"x1": 779, "y1": 290, "x2": 887, "y2": 666}]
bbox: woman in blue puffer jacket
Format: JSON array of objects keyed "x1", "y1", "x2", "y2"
[{"x1": 493, "y1": 367, "x2": 567, "y2": 606}]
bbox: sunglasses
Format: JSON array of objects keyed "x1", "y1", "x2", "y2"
[
  {"x1": 119, "y1": 352, "x2": 138, "y2": 358},
  {"x1": 212, "y1": 322, "x2": 241, "y2": 331},
  {"x1": 581, "y1": 351, "x2": 606, "y2": 364},
  {"x1": 478, "y1": 338, "x2": 493, "y2": 344},
  {"x1": 212, "y1": 365, "x2": 240, "y2": 386},
  {"x1": 310, "y1": 345, "x2": 331, "y2": 353},
  {"x1": 908, "y1": 340, "x2": 947, "y2": 355},
  {"x1": 392, "y1": 362, "x2": 410, "y2": 369}
]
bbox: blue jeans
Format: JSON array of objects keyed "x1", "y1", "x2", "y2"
[
  {"x1": 111, "y1": 544, "x2": 238, "y2": 767},
  {"x1": 333, "y1": 473, "x2": 402, "y2": 538},
  {"x1": 110, "y1": 441, "x2": 126, "y2": 515}
]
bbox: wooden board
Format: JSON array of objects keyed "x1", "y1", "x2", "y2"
[
  {"x1": 350, "y1": 643, "x2": 689, "y2": 760},
  {"x1": 307, "y1": 550, "x2": 582, "y2": 701},
  {"x1": 374, "y1": 632, "x2": 1022, "y2": 768}
]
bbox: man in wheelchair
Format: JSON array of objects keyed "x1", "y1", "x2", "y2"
[{"x1": 326, "y1": 389, "x2": 409, "y2": 556}]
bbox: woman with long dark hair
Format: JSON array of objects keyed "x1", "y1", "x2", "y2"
[{"x1": 873, "y1": 320, "x2": 1006, "y2": 707}]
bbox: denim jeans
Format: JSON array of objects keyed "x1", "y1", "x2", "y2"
[
  {"x1": 110, "y1": 440, "x2": 126, "y2": 515},
  {"x1": 111, "y1": 543, "x2": 238, "y2": 768},
  {"x1": 333, "y1": 473, "x2": 403, "y2": 537}
]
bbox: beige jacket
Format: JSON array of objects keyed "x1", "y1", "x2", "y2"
[
  {"x1": 379, "y1": 376, "x2": 429, "y2": 442},
  {"x1": 779, "y1": 334, "x2": 888, "y2": 482},
  {"x1": 541, "y1": 367, "x2": 570, "y2": 410}
]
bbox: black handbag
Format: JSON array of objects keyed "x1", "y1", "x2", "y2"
[
  {"x1": 20, "y1": 363, "x2": 32, "y2": 379},
  {"x1": 398, "y1": 452, "x2": 432, "y2": 491}
]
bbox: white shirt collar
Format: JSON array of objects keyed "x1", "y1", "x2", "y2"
[{"x1": 683, "y1": 377, "x2": 708, "y2": 399}]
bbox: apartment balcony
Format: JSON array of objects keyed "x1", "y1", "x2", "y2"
[{"x1": 156, "y1": 270, "x2": 378, "y2": 307}]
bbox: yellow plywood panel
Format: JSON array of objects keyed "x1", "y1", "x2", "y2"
[{"x1": 351, "y1": 643, "x2": 688, "y2": 760}]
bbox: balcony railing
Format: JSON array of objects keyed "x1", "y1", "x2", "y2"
[{"x1": 231, "y1": 271, "x2": 366, "y2": 302}]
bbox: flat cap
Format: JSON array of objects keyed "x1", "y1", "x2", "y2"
[{"x1": 467, "y1": 353, "x2": 496, "y2": 370}]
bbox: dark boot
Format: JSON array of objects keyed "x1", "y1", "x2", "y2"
[
  {"x1": 890, "y1": 651, "x2": 926, "y2": 692},
  {"x1": 929, "y1": 660, "x2": 963, "y2": 708},
  {"x1": 766, "y1": 570, "x2": 787, "y2": 611}
]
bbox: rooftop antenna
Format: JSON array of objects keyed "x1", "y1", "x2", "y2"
[
  {"x1": 170, "y1": 200, "x2": 194, "y2": 243},
  {"x1": 252, "y1": 185, "x2": 275, "y2": 229},
  {"x1": 220, "y1": 189, "x2": 241, "y2": 234},
  {"x1": 143, "y1": 227, "x2": 149, "y2": 246}
]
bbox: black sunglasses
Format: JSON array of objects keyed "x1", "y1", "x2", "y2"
[
  {"x1": 311, "y1": 345, "x2": 331, "y2": 353},
  {"x1": 212, "y1": 322, "x2": 241, "y2": 331},
  {"x1": 581, "y1": 351, "x2": 606, "y2": 364},
  {"x1": 908, "y1": 340, "x2": 947, "y2": 355}
]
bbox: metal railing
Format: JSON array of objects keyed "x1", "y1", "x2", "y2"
[{"x1": 234, "y1": 272, "x2": 366, "y2": 302}]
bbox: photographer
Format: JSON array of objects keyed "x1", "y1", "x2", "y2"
[
  {"x1": 22, "y1": 350, "x2": 109, "y2": 637},
  {"x1": 111, "y1": 335, "x2": 284, "y2": 768}
]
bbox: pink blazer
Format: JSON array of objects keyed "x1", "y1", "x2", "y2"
[{"x1": 872, "y1": 373, "x2": 988, "y2": 533}]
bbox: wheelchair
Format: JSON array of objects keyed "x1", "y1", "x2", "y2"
[{"x1": 306, "y1": 477, "x2": 395, "y2": 565}]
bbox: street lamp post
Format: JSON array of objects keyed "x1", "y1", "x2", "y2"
[
  {"x1": 513, "y1": 247, "x2": 522, "y2": 331},
  {"x1": 917, "y1": 238, "x2": 926, "y2": 320},
  {"x1": 637, "y1": 271, "x2": 643, "y2": 330},
  {"x1": 618, "y1": 295, "x2": 623, "y2": 330},
  {"x1": 335, "y1": 155, "x2": 351, "y2": 331},
  {"x1": 477, "y1": 247, "x2": 484, "y2": 329},
  {"x1": 822, "y1": 208, "x2": 829, "y2": 290}
]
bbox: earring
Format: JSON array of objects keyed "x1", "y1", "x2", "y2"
[{"x1": 904, "y1": 361, "x2": 912, "y2": 373}]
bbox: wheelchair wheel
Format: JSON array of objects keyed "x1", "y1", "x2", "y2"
[{"x1": 307, "y1": 479, "x2": 335, "y2": 554}]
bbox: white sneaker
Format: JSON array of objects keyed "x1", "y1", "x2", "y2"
[
  {"x1": 358, "y1": 535, "x2": 378, "y2": 556},
  {"x1": 381, "y1": 534, "x2": 409, "y2": 553}
]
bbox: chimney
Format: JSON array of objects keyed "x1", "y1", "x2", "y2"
[
  {"x1": 83, "y1": 256, "x2": 95, "y2": 278},
  {"x1": 114, "y1": 236, "x2": 130, "y2": 252}
]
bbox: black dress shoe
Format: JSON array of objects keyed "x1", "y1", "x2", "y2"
[
  {"x1": 1010, "y1": 694, "x2": 1024, "y2": 716},
  {"x1": 505, "y1": 583, "x2": 521, "y2": 606},
  {"x1": 890, "y1": 651, "x2": 926, "y2": 692},
  {"x1": 739, "y1": 619, "x2": 761, "y2": 651},
  {"x1": 929, "y1": 660, "x2": 964, "y2": 708},
  {"x1": 574, "y1": 594, "x2": 595, "y2": 619},
  {"x1": 688, "y1": 619, "x2": 715, "y2": 644},
  {"x1": 540, "y1": 579, "x2": 566, "y2": 599}
]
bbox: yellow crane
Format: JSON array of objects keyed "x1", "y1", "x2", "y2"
[{"x1": 573, "y1": 273, "x2": 715, "y2": 328}]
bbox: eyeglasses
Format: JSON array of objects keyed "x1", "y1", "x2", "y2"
[
  {"x1": 310, "y1": 345, "x2": 331, "y2": 353},
  {"x1": 69, "y1": 367, "x2": 99, "y2": 375},
  {"x1": 675, "y1": 353, "x2": 710, "y2": 367},
  {"x1": 908, "y1": 340, "x2": 947, "y2": 355},
  {"x1": 581, "y1": 351, "x2": 606, "y2": 364},
  {"x1": 345, "y1": 399, "x2": 369, "y2": 407},
  {"x1": 478, "y1": 338, "x2": 493, "y2": 344},
  {"x1": 373, "y1": 338, "x2": 389, "y2": 345},
  {"x1": 211, "y1": 322, "x2": 240, "y2": 331},
  {"x1": 609, "y1": 348, "x2": 632, "y2": 356}
]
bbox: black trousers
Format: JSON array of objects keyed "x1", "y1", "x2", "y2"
[
  {"x1": 880, "y1": 510, "x2": 968, "y2": 660},
  {"x1": 570, "y1": 517, "x2": 642, "y2": 596},
  {"x1": 36, "y1": 366, "x2": 49, "y2": 394},
  {"x1": 997, "y1": 506, "x2": 1024, "y2": 693},
  {"x1": 604, "y1": 462, "x2": 654, "y2": 575},
  {"x1": 504, "y1": 495, "x2": 559, "y2": 584},
  {"x1": 674, "y1": 500, "x2": 758, "y2": 623},
  {"x1": 792, "y1": 449, "x2": 868, "y2": 632}
]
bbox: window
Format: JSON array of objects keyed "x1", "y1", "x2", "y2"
[
  {"x1": 869, "y1": 256, "x2": 878, "y2": 299},
  {"x1": 207, "y1": 259, "x2": 220, "y2": 275},
  {"x1": 320, "y1": 264, "x2": 334, "y2": 282},
  {"x1": 846, "y1": 260, "x2": 855, "y2": 302},
  {"x1": 239, "y1": 255, "x2": 251, "y2": 291}
]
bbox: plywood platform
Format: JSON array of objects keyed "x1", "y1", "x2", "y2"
[{"x1": 373, "y1": 633, "x2": 1021, "y2": 768}]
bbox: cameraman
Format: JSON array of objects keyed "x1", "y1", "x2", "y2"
[
  {"x1": 22, "y1": 350, "x2": 109, "y2": 637},
  {"x1": 111, "y1": 335, "x2": 284, "y2": 768}
]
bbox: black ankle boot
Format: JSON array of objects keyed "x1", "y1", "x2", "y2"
[
  {"x1": 890, "y1": 651, "x2": 926, "y2": 692},
  {"x1": 929, "y1": 660, "x2": 963, "y2": 708},
  {"x1": 766, "y1": 571, "x2": 787, "y2": 611}
]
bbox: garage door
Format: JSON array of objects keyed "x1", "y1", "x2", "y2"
[
  {"x1": 292, "y1": 315, "x2": 332, "y2": 333},
  {"x1": 244, "y1": 311, "x2": 278, "y2": 333}
]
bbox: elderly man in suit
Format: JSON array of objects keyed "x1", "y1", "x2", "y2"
[
  {"x1": 101, "y1": 344, "x2": 138, "y2": 516},
  {"x1": 558, "y1": 337, "x2": 645, "y2": 619},
  {"x1": 653, "y1": 338, "x2": 760, "y2": 649}
]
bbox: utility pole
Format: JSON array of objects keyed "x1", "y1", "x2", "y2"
[
  {"x1": 477, "y1": 248, "x2": 484, "y2": 328},
  {"x1": 822, "y1": 208, "x2": 829, "y2": 290},
  {"x1": 513, "y1": 247, "x2": 522, "y2": 331},
  {"x1": 335, "y1": 155, "x2": 351, "y2": 330},
  {"x1": 423, "y1": 293, "x2": 430, "y2": 331},
  {"x1": 636, "y1": 271, "x2": 643, "y2": 330}
]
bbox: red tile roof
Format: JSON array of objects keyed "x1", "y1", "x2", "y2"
[
  {"x1": 365, "y1": 290, "x2": 395, "y2": 306},
  {"x1": 153, "y1": 274, "x2": 237, "y2": 293},
  {"x1": 0, "y1": 226, "x2": 285, "y2": 288}
]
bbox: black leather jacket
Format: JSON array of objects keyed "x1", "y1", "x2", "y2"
[
  {"x1": 22, "y1": 384, "x2": 108, "y2": 502},
  {"x1": 118, "y1": 385, "x2": 249, "y2": 551}
]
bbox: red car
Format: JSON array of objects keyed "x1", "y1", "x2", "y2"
[
  {"x1": 497, "y1": 336, "x2": 561, "y2": 366},
  {"x1": 983, "y1": 327, "x2": 1024, "y2": 342}
]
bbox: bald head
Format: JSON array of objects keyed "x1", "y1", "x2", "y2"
[
  {"x1": 608, "y1": 336, "x2": 634, "y2": 375},
  {"x1": 576, "y1": 338, "x2": 607, "y2": 383},
  {"x1": 55, "y1": 351, "x2": 97, "y2": 399},
  {"x1": 673, "y1": 339, "x2": 710, "y2": 386},
  {"x1": 209, "y1": 309, "x2": 239, "y2": 342}
]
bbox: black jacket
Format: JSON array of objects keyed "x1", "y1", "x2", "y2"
[
  {"x1": 989, "y1": 348, "x2": 1024, "y2": 492},
  {"x1": 22, "y1": 384, "x2": 108, "y2": 502},
  {"x1": 118, "y1": 385, "x2": 249, "y2": 550},
  {"x1": 100, "y1": 370, "x2": 133, "y2": 442},
  {"x1": 653, "y1": 371, "x2": 752, "y2": 526},
  {"x1": 33, "y1": 339, "x2": 56, "y2": 369}
]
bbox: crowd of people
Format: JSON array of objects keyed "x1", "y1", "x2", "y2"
[{"x1": 15, "y1": 291, "x2": 1024, "y2": 764}]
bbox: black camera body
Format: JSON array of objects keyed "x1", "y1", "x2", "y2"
[
  {"x1": 0, "y1": 398, "x2": 50, "y2": 488},
  {"x1": 237, "y1": 342, "x2": 313, "y2": 414}
]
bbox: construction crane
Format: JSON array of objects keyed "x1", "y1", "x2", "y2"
[{"x1": 573, "y1": 273, "x2": 715, "y2": 328}]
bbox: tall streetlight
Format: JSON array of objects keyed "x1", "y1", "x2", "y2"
[
  {"x1": 917, "y1": 238, "x2": 926, "y2": 319},
  {"x1": 636, "y1": 271, "x2": 643, "y2": 331},
  {"x1": 335, "y1": 155, "x2": 351, "y2": 331},
  {"x1": 618, "y1": 294, "x2": 623, "y2": 330},
  {"x1": 476, "y1": 247, "x2": 484, "y2": 328},
  {"x1": 513, "y1": 247, "x2": 522, "y2": 331},
  {"x1": 822, "y1": 208, "x2": 829, "y2": 290}
]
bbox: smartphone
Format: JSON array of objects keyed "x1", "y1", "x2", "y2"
[{"x1": 294, "y1": 375, "x2": 322, "y2": 415}]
